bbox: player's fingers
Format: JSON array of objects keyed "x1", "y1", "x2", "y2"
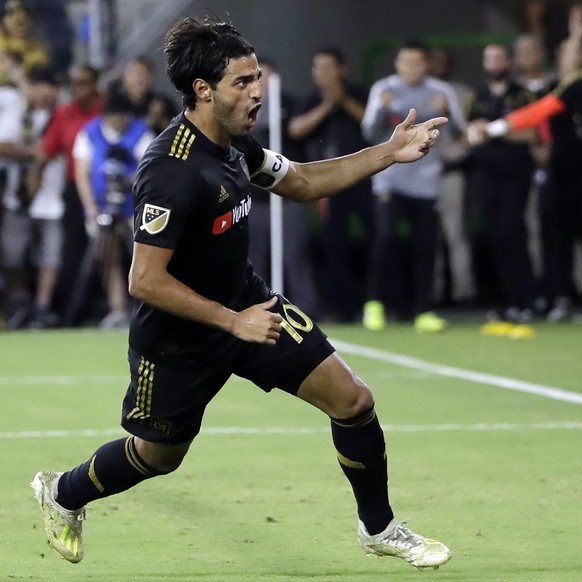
[
  {"x1": 425, "y1": 116, "x2": 448, "y2": 128},
  {"x1": 259, "y1": 295, "x2": 279, "y2": 310},
  {"x1": 402, "y1": 108, "x2": 416, "y2": 127},
  {"x1": 267, "y1": 330, "x2": 281, "y2": 342}
]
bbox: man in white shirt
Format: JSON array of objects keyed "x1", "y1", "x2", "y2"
[
  {"x1": 0, "y1": 65, "x2": 66, "y2": 329},
  {"x1": 361, "y1": 40, "x2": 465, "y2": 333}
]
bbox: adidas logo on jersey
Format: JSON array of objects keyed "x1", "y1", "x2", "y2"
[
  {"x1": 218, "y1": 186, "x2": 230, "y2": 203},
  {"x1": 212, "y1": 195, "x2": 252, "y2": 235}
]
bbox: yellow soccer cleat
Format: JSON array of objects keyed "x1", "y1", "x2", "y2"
[
  {"x1": 358, "y1": 518, "x2": 451, "y2": 569},
  {"x1": 31, "y1": 471, "x2": 86, "y2": 563}
]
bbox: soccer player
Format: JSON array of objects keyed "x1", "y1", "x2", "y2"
[{"x1": 31, "y1": 17, "x2": 450, "y2": 570}]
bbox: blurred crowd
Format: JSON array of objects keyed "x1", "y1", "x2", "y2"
[{"x1": 0, "y1": 0, "x2": 581, "y2": 333}]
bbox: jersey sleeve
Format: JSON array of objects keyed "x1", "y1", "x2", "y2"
[
  {"x1": 233, "y1": 134, "x2": 266, "y2": 175},
  {"x1": 133, "y1": 155, "x2": 196, "y2": 249},
  {"x1": 72, "y1": 130, "x2": 92, "y2": 162},
  {"x1": 234, "y1": 134, "x2": 290, "y2": 190},
  {"x1": 506, "y1": 93, "x2": 567, "y2": 132}
]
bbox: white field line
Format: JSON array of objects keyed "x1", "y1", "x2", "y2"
[
  {"x1": 1, "y1": 422, "x2": 582, "y2": 440},
  {"x1": 0, "y1": 375, "x2": 126, "y2": 385},
  {"x1": 332, "y1": 339, "x2": 582, "y2": 405}
]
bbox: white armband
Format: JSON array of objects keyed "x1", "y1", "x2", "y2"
[
  {"x1": 250, "y1": 148, "x2": 290, "y2": 190},
  {"x1": 486, "y1": 119, "x2": 509, "y2": 138}
]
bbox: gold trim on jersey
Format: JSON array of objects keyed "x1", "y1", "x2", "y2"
[
  {"x1": 169, "y1": 123, "x2": 196, "y2": 160},
  {"x1": 126, "y1": 356, "x2": 154, "y2": 421}
]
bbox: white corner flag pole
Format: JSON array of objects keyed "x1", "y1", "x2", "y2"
[{"x1": 268, "y1": 72, "x2": 284, "y2": 295}]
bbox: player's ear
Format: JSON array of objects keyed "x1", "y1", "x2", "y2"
[{"x1": 193, "y1": 79, "x2": 212, "y2": 102}]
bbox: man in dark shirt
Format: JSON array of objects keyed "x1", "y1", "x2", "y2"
[
  {"x1": 469, "y1": 62, "x2": 582, "y2": 322},
  {"x1": 31, "y1": 17, "x2": 450, "y2": 571},
  {"x1": 289, "y1": 47, "x2": 373, "y2": 322},
  {"x1": 466, "y1": 43, "x2": 537, "y2": 332}
]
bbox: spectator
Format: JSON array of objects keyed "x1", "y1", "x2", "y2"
[
  {"x1": 0, "y1": 0, "x2": 48, "y2": 80},
  {"x1": 361, "y1": 40, "x2": 465, "y2": 333},
  {"x1": 289, "y1": 47, "x2": 373, "y2": 322},
  {"x1": 0, "y1": 65, "x2": 65, "y2": 329},
  {"x1": 31, "y1": 63, "x2": 102, "y2": 323},
  {"x1": 466, "y1": 44, "x2": 537, "y2": 335},
  {"x1": 513, "y1": 34, "x2": 556, "y2": 96},
  {"x1": 428, "y1": 47, "x2": 476, "y2": 307},
  {"x1": 512, "y1": 33, "x2": 556, "y2": 316},
  {"x1": 468, "y1": 14, "x2": 582, "y2": 323},
  {"x1": 73, "y1": 91, "x2": 154, "y2": 329},
  {"x1": 108, "y1": 56, "x2": 179, "y2": 135},
  {"x1": 0, "y1": 55, "x2": 28, "y2": 326},
  {"x1": 247, "y1": 58, "x2": 320, "y2": 317}
]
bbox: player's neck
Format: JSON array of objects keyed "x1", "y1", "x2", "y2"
[{"x1": 184, "y1": 108, "x2": 231, "y2": 149}]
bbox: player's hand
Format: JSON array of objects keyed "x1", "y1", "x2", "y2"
[
  {"x1": 231, "y1": 296, "x2": 283, "y2": 345},
  {"x1": 388, "y1": 108, "x2": 448, "y2": 163}
]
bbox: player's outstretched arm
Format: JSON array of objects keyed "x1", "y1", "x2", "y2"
[
  {"x1": 274, "y1": 108, "x2": 447, "y2": 202},
  {"x1": 129, "y1": 242, "x2": 282, "y2": 344}
]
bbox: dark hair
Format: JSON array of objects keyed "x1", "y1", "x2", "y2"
[
  {"x1": 313, "y1": 46, "x2": 346, "y2": 66},
  {"x1": 102, "y1": 90, "x2": 134, "y2": 115},
  {"x1": 399, "y1": 39, "x2": 429, "y2": 56},
  {"x1": 70, "y1": 63, "x2": 100, "y2": 83},
  {"x1": 164, "y1": 16, "x2": 255, "y2": 110},
  {"x1": 127, "y1": 55, "x2": 154, "y2": 73},
  {"x1": 27, "y1": 65, "x2": 58, "y2": 86}
]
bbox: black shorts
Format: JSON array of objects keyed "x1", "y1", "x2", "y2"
[{"x1": 121, "y1": 295, "x2": 335, "y2": 444}]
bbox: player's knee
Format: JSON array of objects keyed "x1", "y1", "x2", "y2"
[
  {"x1": 134, "y1": 438, "x2": 190, "y2": 474},
  {"x1": 149, "y1": 455, "x2": 185, "y2": 474},
  {"x1": 330, "y1": 379, "x2": 374, "y2": 419}
]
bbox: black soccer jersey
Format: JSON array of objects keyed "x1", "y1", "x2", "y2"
[{"x1": 129, "y1": 112, "x2": 269, "y2": 362}]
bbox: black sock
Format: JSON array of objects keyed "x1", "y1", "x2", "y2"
[
  {"x1": 331, "y1": 407, "x2": 394, "y2": 535},
  {"x1": 56, "y1": 437, "x2": 162, "y2": 510}
]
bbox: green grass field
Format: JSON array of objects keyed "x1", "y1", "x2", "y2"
[{"x1": 1, "y1": 322, "x2": 581, "y2": 581}]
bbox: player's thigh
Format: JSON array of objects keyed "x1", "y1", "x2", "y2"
[
  {"x1": 233, "y1": 294, "x2": 335, "y2": 395},
  {"x1": 296, "y1": 352, "x2": 374, "y2": 419},
  {"x1": 122, "y1": 347, "x2": 233, "y2": 444}
]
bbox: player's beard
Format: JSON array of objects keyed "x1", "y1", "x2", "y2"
[{"x1": 213, "y1": 91, "x2": 250, "y2": 138}]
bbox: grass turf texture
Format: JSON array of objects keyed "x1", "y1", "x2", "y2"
[{"x1": 1, "y1": 323, "x2": 581, "y2": 581}]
